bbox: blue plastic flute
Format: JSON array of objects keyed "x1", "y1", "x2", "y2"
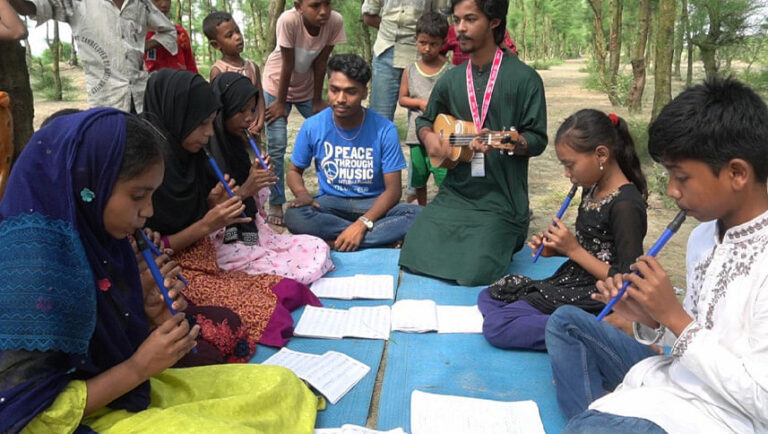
[
  {"x1": 202, "y1": 147, "x2": 247, "y2": 218},
  {"x1": 135, "y1": 229, "x2": 197, "y2": 353},
  {"x1": 135, "y1": 229, "x2": 178, "y2": 316},
  {"x1": 138, "y1": 230, "x2": 188, "y2": 286},
  {"x1": 532, "y1": 184, "x2": 580, "y2": 263},
  {"x1": 243, "y1": 129, "x2": 282, "y2": 196},
  {"x1": 596, "y1": 210, "x2": 687, "y2": 321}
]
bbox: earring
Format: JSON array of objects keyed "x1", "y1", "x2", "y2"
[{"x1": 599, "y1": 162, "x2": 604, "y2": 171}]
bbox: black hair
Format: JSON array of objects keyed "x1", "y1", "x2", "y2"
[
  {"x1": 40, "y1": 108, "x2": 82, "y2": 128},
  {"x1": 555, "y1": 109, "x2": 648, "y2": 199},
  {"x1": 416, "y1": 11, "x2": 450, "y2": 39},
  {"x1": 450, "y1": 0, "x2": 508, "y2": 46},
  {"x1": 327, "y1": 54, "x2": 372, "y2": 86},
  {"x1": 203, "y1": 11, "x2": 233, "y2": 41},
  {"x1": 649, "y1": 77, "x2": 768, "y2": 183},
  {"x1": 119, "y1": 114, "x2": 163, "y2": 180}
]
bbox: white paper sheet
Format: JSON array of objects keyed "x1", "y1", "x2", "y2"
[
  {"x1": 310, "y1": 274, "x2": 394, "y2": 300},
  {"x1": 410, "y1": 390, "x2": 546, "y2": 434},
  {"x1": 293, "y1": 305, "x2": 391, "y2": 340},
  {"x1": 315, "y1": 426, "x2": 406, "y2": 434},
  {"x1": 390, "y1": 299, "x2": 438, "y2": 333},
  {"x1": 263, "y1": 348, "x2": 371, "y2": 404},
  {"x1": 436, "y1": 305, "x2": 484, "y2": 334}
]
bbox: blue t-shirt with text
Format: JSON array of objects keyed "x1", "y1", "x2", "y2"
[{"x1": 291, "y1": 107, "x2": 406, "y2": 198}]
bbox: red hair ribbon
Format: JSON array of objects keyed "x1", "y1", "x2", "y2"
[{"x1": 608, "y1": 113, "x2": 619, "y2": 126}]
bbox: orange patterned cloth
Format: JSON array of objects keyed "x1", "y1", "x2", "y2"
[
  {"x1": 0, "y1": 92, "x2": 13, "y2": 200},
  {"x1": 176, "y1": 237, "x2": 279, "y2": 343}
]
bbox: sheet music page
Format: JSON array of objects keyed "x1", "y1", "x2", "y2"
[
  {"x1": 310, "y1": 276, "x2": 358, "y2": 299},
  {"x1": 310, "y1": 275, "x2": 394, "y2": 300},
  {"x1": 263, "y1": 348, "x2": 370, "y2": 405},
  {"x1": 436, "y1": 305, "x2": 484, "y2": 334},
  {"x1": 410, "y1": 390, "x2": 546, "y2": 434},
  {"x1": 315, "y1": 426, "x2": 406, "y2": 434},
  {"x1": 293, "y1": 306, "x2": 349, "y2": 339},
  {"x1": 390, "y1": 299, "x2": 438, "y2": 333},
  {"x1": 301, "y1": 351, "x2": 371, "y2": 404},
  {"x1": 347, "y1": 305, "x2": 391, "y2": 339},
  {"x1": 261, "y1": 347, "x2": 321, "y2": 373},
  {"x1": 354, "y1": 274, "x2": 395, "y2": 299}
]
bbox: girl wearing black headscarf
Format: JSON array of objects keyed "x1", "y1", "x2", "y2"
[
  {"x1": 142, "y1": 70, "x2": 324, "y2": 350},
  {"x1": 208, "y1": 72, "x2": 333, "y2": 285}
]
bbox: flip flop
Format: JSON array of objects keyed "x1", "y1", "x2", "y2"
[{"x1": 267, "y1": 213, "x2": 285, "y2": 227}]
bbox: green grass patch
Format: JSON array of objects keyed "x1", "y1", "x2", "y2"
[{"x1": 29, "y1": 59, "x2": 77, "y2": 102}]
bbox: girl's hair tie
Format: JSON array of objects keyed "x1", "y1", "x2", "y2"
[{"x1": 608, "y1": 113, "x2": 619, "y2": 126}]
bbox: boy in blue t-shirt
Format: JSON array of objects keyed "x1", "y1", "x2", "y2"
[{"x1": 285, "y1": 54, "x2": 421, "y2": 251}]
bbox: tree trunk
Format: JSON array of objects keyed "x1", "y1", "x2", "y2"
[
  {"x1": 682, "y1": 0, "x2": 692, "y2": 86},
  {"x1": 588, "y1": 0, "x2": 609, "y2": 93},
  {"x1": 0, "y1": 41, "x2": 34, "y2": 161},
  {"x1": 531, "y1": 0, "x2": 538, "y2": 58},
  {"x1": 652, "y1": 0, "x2": 676, "y2": 120},
  {"x1": 265, "y1": 0, "x2": 285, "y2": 55},
  {"x1": 672, "y1": 0, "x2": 684, "y2": 79},
  {"x1": 607, "y1": 0, "x2": 623, "y2": 106},
  {"x1": 69, "y1": 32, "x2": 78, "y2": 67},
  {"x1": 51, "y1": 21, "x2": 62, "y2": 101},
  {"x1": 359, "y1": 0, "x2": 373, "y2": 65},
  {"x1": 176, "y1": 0, "x2": 183, "y2": 23},
  {"x1": 699, "y1": 44, "x2": 717, "y2": 80},
  {"x1": 627, "y1": 0, "x2": 650, "y2": 114},
  {"x1": 519, "y1": 0, "x2": 527, "y2": 60}
]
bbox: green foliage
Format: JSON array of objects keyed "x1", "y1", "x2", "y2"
[
  {"x1": 39, "y1": 42, "x2": 73, "y2": 64},
  {"x1": 531, "y1": 58, "x2": 564, "y2": 70},
  {"x1": 738, "y1": 68, "x2": 768, "y2": 98},
  {"x1": 627, "y1": 117, "x2": 650, "y2": 162},
  {"x1": 646, "y1": 162, "x2": 677, "y2": 208},
  {"x1": 582, "y1": 65, "x2": 634, "y2": 106},
  {"x1": 28, "y1": 58, "x2": 76, "y2": 101}
]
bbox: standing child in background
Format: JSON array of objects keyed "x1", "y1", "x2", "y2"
[
  {"x1": 0, "y1": 0, "x2": 27, "y2": 40},
  {"x1": 398, "y1": 12, "x2": 451, "y2": 206},
  {"x1": 144, "y1": 0, "x2": 198, "y2": 73},
  {"x1": 261, "y1": 0, "x2": 346, "y2": 227},
  {"x1": 204, "y1": 11, "x2": 264, "y2": 139},
  {"x1": 477, "y1": 109, "x2": 648, "y2": 351}
]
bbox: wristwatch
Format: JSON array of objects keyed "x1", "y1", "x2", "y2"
[{"x1": 358, "y1": 216, "x2": 374, "y2": 231}]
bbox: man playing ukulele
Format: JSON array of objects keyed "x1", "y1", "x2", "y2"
[{"x1": 399, "y1": 0, "x2": 547, "y2": 286}]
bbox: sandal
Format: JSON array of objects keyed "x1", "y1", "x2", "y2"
[{"x1": 266, "y1": 213, "x2": 285, "y2": 227}]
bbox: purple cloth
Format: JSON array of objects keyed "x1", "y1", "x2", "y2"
[
  {"x1": 477, "y1": 288, "x2": 549, "y2": 351},
  {"x1": 259, "y1": 278, "x2": 322, "y2": 347},
  {"x1": 0, "y1": 109, "x2": 151, "y2": 431}
]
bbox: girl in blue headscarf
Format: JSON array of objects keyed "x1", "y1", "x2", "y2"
[{"x1": 0, "y1": 108, "x2": 318, "y2": 433}]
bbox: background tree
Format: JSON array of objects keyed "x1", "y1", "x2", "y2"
[
  {"x1": 627, "y1": 0, "x2": 650, "y2": 113},
  {"x1": 652, "y1": 0, "x2": 676, "y2": 118},
  {"x1": 0, "y1": 41, "x2": 34, "y2": 160},
  {"x1": 688, "y1": 0, "x2": 755, "y2": 80}
]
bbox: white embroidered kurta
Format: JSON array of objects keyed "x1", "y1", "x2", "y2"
[
  {"x1": 591, "y1": 211, "x2": 768, "y2": 433},
  {"x1": 31, "y1": 0, "x2": 177, "y2": 112}
]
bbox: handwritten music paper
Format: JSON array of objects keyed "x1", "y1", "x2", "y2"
[
  {"x1": 410, "y1": 390, "x2": 546, "y2": 434},
  {"x1": 262, "y1": 348, "x2": 371, "y2": 404},
  {"x1": 310, "y1": 274, "x2": 395, "y2": 300},
  {"x1": 293, "y1": 305, "x2": 391, "y2": 340},
  {"x1": 390, "y1": 300, "x2": 484, "y2": 334},
  {"x1": 314, "y1": 426, "x2": 406, "y2": 434}
]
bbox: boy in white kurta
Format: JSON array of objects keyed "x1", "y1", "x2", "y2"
[{"x1": 545, "y1": 77, "x2": 768, "y2": 433}]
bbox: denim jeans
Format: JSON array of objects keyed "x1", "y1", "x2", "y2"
[
  {"x1": 263, "y1": 91, "x2": 315, "y2": 206},
  {"x1": 545, "y1": 306, "x2": 657, "y2": 420},
  {"x1": 369, "y1": 47, "x2": 403, "y2": 121},
  {"x1": 284, "y1": 195, "x2": 422, "y2": 248},
  {"x1": 563, "y1": 410, "x2": 667, "y2": 433}
]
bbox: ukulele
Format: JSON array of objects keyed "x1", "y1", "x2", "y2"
[{"x1": 429, "y1": 113, "x2": 523, "y2": 169}]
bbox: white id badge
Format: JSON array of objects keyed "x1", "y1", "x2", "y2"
[{"x1": 471, "y1": 152, "x2": 485, "y2": 177}]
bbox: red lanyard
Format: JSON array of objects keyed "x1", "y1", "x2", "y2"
[{"x1": 466, "y1": 47, "x2": 503, "y2": 131}]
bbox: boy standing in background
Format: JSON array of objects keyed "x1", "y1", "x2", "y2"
[
  {"x1": 144, "y1": 0, "x2": 197, "y2": 73},
  {"x1": 204, "y1": 11, "x2": 265, "y2": 139},
  {"x1": 261, "y1": 0, "x2": 345, "y2": 227},
  {"x1": 398, "y1": 12, "x2": 451, "y2": 206}
]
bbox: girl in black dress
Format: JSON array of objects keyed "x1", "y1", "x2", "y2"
[{"x1": 477, "y1": 109, "x2": 648, "y2": 351}]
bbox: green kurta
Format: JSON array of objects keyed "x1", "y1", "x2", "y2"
[{"x1": 399, "y1": 54, "x2": 548, "y2": 286}]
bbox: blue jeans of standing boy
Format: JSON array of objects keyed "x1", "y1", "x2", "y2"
[
  {"x1": 369, "y1": 47, "x2": 402, "y2": 121},
  {"x1": 264, "y1": 91, "x2": 315, "y2": 207},
  {"x1": 284, "y1": 195, "x2": 421, "y2": 248},
  {"x1": 545, "y1": 306, "x2": 658, "y2": 420}
]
